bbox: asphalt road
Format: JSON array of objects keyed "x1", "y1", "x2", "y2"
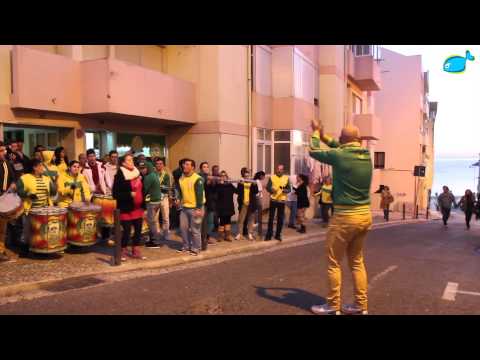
[{"x1": 1, "y1": 213, "x2": 480, "y2": 315}]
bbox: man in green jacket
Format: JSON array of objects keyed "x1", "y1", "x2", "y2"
[
  {"x1": 143, "y1": 158, "x2": 172, "y2": 247},
  {"x1": 308, "y1": 120, "x2": 372, "y2": 316}
]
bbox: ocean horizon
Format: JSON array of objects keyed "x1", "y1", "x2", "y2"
[{"x1": 433, "y1": 157, "x2": 479, "y2": 196}]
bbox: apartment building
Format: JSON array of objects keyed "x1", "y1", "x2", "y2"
[
  {"x1": 373, "y1": 48, "x2": 437, "y2": 213},
  {"x1": 0, "y1": 44, "x2": 385, "y2": 217}
]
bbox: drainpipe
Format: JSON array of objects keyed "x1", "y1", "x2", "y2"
[{"x1": 247, "y1": 45, "x2": 253, "y2": 170}]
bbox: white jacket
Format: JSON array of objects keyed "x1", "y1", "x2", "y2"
[
  {"x1": 104, "y1": 162, "x2": 118, "y2": 195},
  {"x1": 83, "y1": 161, "x2": 107, "y2": 195}
]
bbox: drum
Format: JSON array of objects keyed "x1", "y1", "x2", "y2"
[
  {"x1": 29, "y1": 207, "x2": 68, "y2": 254},
  {"x1": 0, "y1": 192, "x2": 24, "y2": 222},
  {"x1": 92, "y1": 194, "x2": 117, "y2": 227},
  {"x1": 67, "y1": 202, "x2": 102, "y2": 247}
]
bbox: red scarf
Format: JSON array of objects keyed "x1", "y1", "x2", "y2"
[{"x1": 90, "y1": 162, "x2": 100, "y2": 185}]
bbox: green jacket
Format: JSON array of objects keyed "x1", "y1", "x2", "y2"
[
  {"x1": 309, "y1": 131, "x2": 372, "y2": 212},
  {"x1": 142, "y1": 162, "x2": 171, "y2": 203}
]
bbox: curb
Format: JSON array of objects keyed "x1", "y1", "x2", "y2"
[{"x1": 0, "y1": 218, "x2": 429, "y2": 299}]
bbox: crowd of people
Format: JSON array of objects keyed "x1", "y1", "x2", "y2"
[
  {"x1": 0, "y1": 139, "x2": 319, "y2": 263},
  {"x1": 435, "y1": 186, "x2": 480, "y2": 229}
]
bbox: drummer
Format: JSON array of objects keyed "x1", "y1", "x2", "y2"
[
  {"x1": 57, "y1": 160, "x2": 91, "y2": 208},
  {"x1": 17, "y1": 159, "x2": 57, "y2": 248},
  {"x1": 41, "y1": 150, "x2": 59, "y2": 183},
  {"x1": 0, "y1": 141, "x2": 17, "y2": 262}
]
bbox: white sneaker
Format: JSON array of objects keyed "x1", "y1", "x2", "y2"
[
  {"x1": 311, "y1": 304, "x2": 341, "y2": 315},
  {"x1": 248, "y1": 233, "x2": 255, "y2": 241},
  {"x1": 341, "y1": 304, "x2": 368, "y2": 315},
  {"x1": 235, "y1": 234, "x2": 242, "y2": 241}
]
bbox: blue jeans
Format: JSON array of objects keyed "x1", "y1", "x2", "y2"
[
  {"x1": 180, "y1": 208, "x2": 203, "y2": 252},
  {"x1": 287, "y1": 201, "x2": 298, "y2": 226}
]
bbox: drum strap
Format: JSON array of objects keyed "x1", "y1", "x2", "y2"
[{"x1": 2, "y1": 162, "x2": 8, "y2": 192}]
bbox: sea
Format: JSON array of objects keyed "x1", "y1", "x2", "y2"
[{"x1": 433, "y1": 158, "x2": 480, "y2": 197}]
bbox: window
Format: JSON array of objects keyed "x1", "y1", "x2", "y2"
[
  {"x1": 351, "y1": 45, "x2": 381, "y2": 60},
  {"x1": 293, "y1": 49, "x2": 315, "y2": 104},
  {"x1": 255, "y1": 128, "x2": 272, "y2": 174},
  {"x1": 374, "y1": 152, "x2": 385, "y2": 169},
  {"x1": 353, "y1": 94, "x2": 363, "y2": 115}
]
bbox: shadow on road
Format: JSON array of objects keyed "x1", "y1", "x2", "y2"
[{"x1": 254, "y1": 286, "x2": 326, "y2": 312}]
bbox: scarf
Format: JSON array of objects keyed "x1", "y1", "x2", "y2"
[
  {"x1": 121, "y1": 166, "x2": 140, "y2": 181},
  {"x1": 90, "y1": 162, "x2": 100, "y2": 185},
  {"x1": 2, "y1": 161, "x2": 8, "y2": 192}
]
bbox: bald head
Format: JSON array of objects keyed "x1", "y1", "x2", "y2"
[{"x1": 339, "y1": 125, "x2": 361, "y2": 144}]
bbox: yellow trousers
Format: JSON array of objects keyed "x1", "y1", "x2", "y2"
[
  {"x1": 326, "y1": 211, "x2": 372, "y2": 311},
  {"x1": 0, "y1": 218, "x2": 7, "y2": 254}
]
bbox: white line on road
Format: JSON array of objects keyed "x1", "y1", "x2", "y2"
[
  {"x1": 442, "y1": 282, "x2": 458, "y2": 301},
  {"x1": 441, "y1": 282, "x2": 480, "y2": 301},
  {"x1": 369, "y1": 265, "x2": 398, "y2": 289}
]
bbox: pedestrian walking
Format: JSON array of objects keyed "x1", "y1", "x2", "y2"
[
  {"x1": 236, "y1": 167, "x2": 258, "y2": 241},
  {"x1": 294, "y1": 174, "x2": 310, "y2": 234},
  {"x1": 458, "y1": 189, "x2": 475, "y2": 229},
  {"x1": 309, "y1": 120, "x2": 372, "y2": 315},
  {"x1": 265, "y1": 164, "x2": 291, "y2": 241},
  {"x1": 176, "y1": 159, "x2": 205, "y2": 256},
  {"x1": 112, "y1": 154, "x2": 146, "y2": 261},
  {"x1": 437, "y1": 186, "x2": 457, "y2": 227},
  {"x1": 253, "y1": 171, "x2": 266, "y2": 237},
  {"x1": 380, "y1": 186, "x2": 394, "y2": 221},
  {"x1": 214, "y1": 171, "x2": 236, "y2": 242}
]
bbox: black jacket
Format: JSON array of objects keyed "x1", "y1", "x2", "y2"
[
  {"x1": 112, "y1": 168, "x2": 146, "y2": 214},
  {"x1": 237, "y1": 182, "x2": 258, "y2": 212},
  {"x1": 200, "y1": 173, "x2": 217, "y2": 212},
  {"x1": 294, "y1": 184, "x2": 310, "y2": 209},
  {"x1": 215, "y1": 183, "x2": 237, "y2": 218},
  {"x1": 0, "y1": 160, "x2": 16, "y2": 195}
]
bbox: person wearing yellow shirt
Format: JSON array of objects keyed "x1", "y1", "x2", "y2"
[
  {"x1": 57, "y1": 160, "x2": 91, "y2": 208},
  {"x1": 315, "y1": 176, "x2": 333, "y2": 225},
  {"x1": 54, "y1": 147, "x2": 69, "y2": 177},
  {"x1": 265, "y1": 164, "x2": 291, "y2": 241},
  {"x1": 176, "y1": 159, "x2": 205, "y2": 256}
]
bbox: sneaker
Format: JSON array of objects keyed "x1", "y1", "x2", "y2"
[
  {"x1": 235, "y1": 234, "x2": 243, "y2": 241},
  {"x1": 121, "y1": 249, "x2": 129, "y2": 262},
  {"x1": 341, "y1": 304, "x2": 368, "y2": 315},
  {"x1": 275, "y1": 235, "x2": 282, "y2": 241},
  {"x1": 190, "y1": 250, "x2": 200, "y2": 256},
  {"x1": 131, "y1": 247, "x2": 147, "y2": 260},
  {"x1": 311, "y1": 304, "x2": 341, "y2": 315},
  {"x1": 207, "y1": 239, "x2": 217, "y2": 245},
  {"x1": 176, "y1": 248, "x2": 189, "y2": 254},
  {"x1": 264, "y1": 235, "x2": 272, "y2": 241},
  {"x1": 248, "y1": 233, "x2": 255, "y2": 241},
  {"x1": 145, "y1": 241, "x2": 161, "y2": 249}
]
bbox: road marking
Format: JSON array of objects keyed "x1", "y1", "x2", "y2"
[
  {"x1": 440, "y1": 282, "x2": 480, "y2": 301},
  {"x1": 442, "y1": 282, "x2": 458, "y2": 301},
  {"x1": 369, "y1": 265, "x2": 398, "y2": 289}
]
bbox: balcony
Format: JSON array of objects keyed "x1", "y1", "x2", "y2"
[
  {"x1": 353, "y1": 114, "x2": 381, "y2": 140},
  {"x1": 10, "y1": 45, "x2": 197, "y2": 124},
  {"x1": 353, "y1": 56, "x2": 381, "y2": 91}
]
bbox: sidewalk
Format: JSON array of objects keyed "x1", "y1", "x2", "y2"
[{"x1": 0, "y1": 210, "x2": 433, "y2": 298}]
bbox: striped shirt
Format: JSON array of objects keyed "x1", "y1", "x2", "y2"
[{"x1": 32, "y1": 176, "x2": 49, "y2": 208}]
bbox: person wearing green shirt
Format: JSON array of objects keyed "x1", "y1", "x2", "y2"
[
  {"x1": 308, "y1": 120, "x2": 372, "y2": 316},
  {"x1": 143, "y1": 158, "x2": 172, "y2": 247}
]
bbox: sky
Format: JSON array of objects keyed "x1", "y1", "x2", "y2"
[{"x1": 382, "y1": 45, "x2": 480, "y2": 160}]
